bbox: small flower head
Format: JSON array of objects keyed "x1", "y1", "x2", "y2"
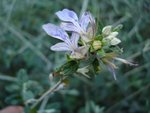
[
  {"x1": 92, "y1": 40, "x2": 102, "y2": 50},
  {"x1": 102, "y1": 25, "x2": 121, "y2": 45},
  {"x1": 102, "y1": 25, "x2": 112, "y2": 36},
  {"x1": 42, "y1": 9, "x2": 137, "y2": 81}
]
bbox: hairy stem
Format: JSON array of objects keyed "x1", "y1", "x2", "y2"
[{"x1": 31, "y1": 76, "x2": 67, "y2": 109}]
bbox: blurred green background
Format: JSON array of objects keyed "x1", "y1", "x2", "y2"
[{"x1": 0, "y1": 0, "x2": 150, "y2": 113}]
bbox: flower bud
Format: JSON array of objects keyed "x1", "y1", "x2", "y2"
[
  {"x1": 102, "y1": 25, "x2": 112, "y2": 36},
  {"x1": 92, "y1": 40, "x2": 102, "y2": 50},
  {"x1": 110, "y1": 37, "x2": 121, "y2": 45}
]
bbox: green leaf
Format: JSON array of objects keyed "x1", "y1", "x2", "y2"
[
  {"x1": 5, "y1": 84, "x2": 20, "y2": 92},
  {"x1": 97, "y1": 49, "x2": 106, "y2": 58},
  {"x1": 5, "y1": 94, "x2": 21, "y2": 105},
  {"x1": 80, "y1": 54, "x2": 96, "y2": 66},
  {"x1": 92, "y1": 58, "x2": 100, "y2": 73},
  {"x1": 22, "y1": 91, "x2": 34, "y2": 102},
  {"x1": 17, "y1": 69, "x2": 29, "y2": 84},
  {"x1": 59, "y1": 60, "x2": 79, "y2": 75},
  {"x1": 95, "y1": 35, "x2": 103, "y2": 41},
  {"x1": 101, "y1": 39, "x2": 110, "y2": 47},
  {"x1": 24, "y1": 80, "x2": 44, "y2": 96}
]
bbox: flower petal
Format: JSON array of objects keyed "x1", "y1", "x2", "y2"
[
  {"x1": 108, "y1": 65, "x2": 117, "y2": 80},
  {"x1": 110, "y1": 37, "x2": 121, "y2": 45},
  {"x1": 88, "y1": 13, "x2": 96, "y2": 34},
  {"x1": 70, "y1": 46, "x2": 89, "y2": 59},
  {"x1": 70, "y1": 33, "x2": 80, "y2": 48},
  {"x1": 105, "y1": 35, "x2": 114, "y2": 40},
  {"x1": 60, "y1": 22, "x2": 81, "y2": 33},
  {"x1": 42, "y1": 23, "x2": 69, "y2": 42},
  {"x1": 114, "y1": 57, "x2": 138, "y2": 66},
  {"x1": 110, "y1": 32, "x2": 118, "y2": 37},
  {"x1": 56, "y1": 9, "x2": 78, "y2": 24},
  {"x1": 80, "y1": 12, "x2": 90, "y2": 31},
  {"x1": 87, "y1": 26, "x2": 95, "y2": 40},
  {"x1": 50, "y1": 42, "x2": 71, "y2": 51},
  {"x1": 78, "y1": 46, "x2": 89, "y2": 56},
  {"x1": 70, "y1": 52, "x2": 84, "y2": 59}
]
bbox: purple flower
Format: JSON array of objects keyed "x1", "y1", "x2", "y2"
[
  {"x1": 56, "y1": 9, "x2": 96, "y2": 43},
  {"x1": 42, "y1": 23, "x2": 88, "y2": 59}
]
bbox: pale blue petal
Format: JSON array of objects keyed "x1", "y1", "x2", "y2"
[
  {"x1": 108, "y1": 65, "x2": 117, "y2": 80},
  {"x1": 70, "y1": 46, "x2": 89, "y2": 59},
  {"x1": 114, "y1": 57, "x2": 138, "y2": 66},
  {"x1": 78, "y1": 46, "x2": 89, "y2": 55},
  {"x1": 70, "y1": 33, "x2": 80, "y2": 48},
  {"x1": 42, "y1": 23, "x2": 69, "y2": 42},
  {"x1": 56, "y1": 9, "x2": 78, "y2": 24},
  {"x1": 89, "y1": 13, "x2": 95, "y2": 25},
  {"x1": 50, "y1": 42, "x2": 71, "y2": 51},
  {"x1": 60, "y1": 22, "x2": 81, "y2": 33},
  {"x1": 80, "y1": 12, "x2": 90, "y2": 31},
  {"x1": 88, "y1": 13, "x2": 96, "y2": 35}
]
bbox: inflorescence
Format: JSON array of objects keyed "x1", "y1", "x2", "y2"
[{"x1": 43, "y1": 9, "x2": 137, "y2": 81}]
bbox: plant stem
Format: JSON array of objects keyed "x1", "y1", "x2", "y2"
[{"x1": 31, "y1": 76, "x2": 67, "y2": 109}]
